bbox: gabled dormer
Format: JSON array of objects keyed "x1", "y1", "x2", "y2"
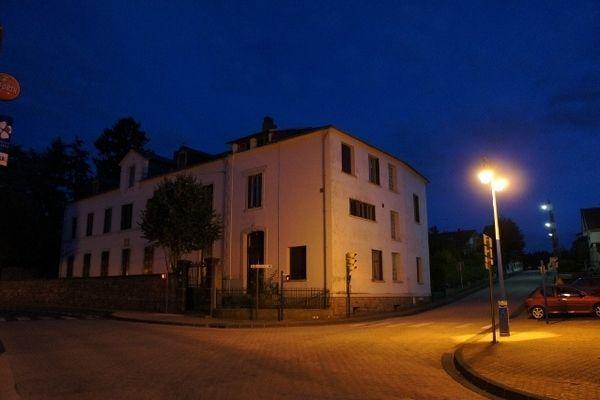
[{"x1": 118, "y1": 150, "x2": 149, "y2": 191}]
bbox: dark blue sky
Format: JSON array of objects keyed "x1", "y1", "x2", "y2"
[{"x1": 1, "y1": 1, "x2": 598, "y2": 251}]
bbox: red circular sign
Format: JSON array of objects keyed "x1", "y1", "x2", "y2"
[{"x1": 0, "y1": 73, "x2": 21, "y2": 101}]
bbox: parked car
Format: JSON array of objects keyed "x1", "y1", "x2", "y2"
[
  {"x1": 570, "y1": 276, "x2": 600, "y2": 293},
  {"x1": 526, "y1": 285, "x2": 600, "y2": 319}
]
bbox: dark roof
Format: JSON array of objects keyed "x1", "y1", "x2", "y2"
[
  {"x1": 227, "y1": 126, "x2": 329, "y2": 144},
  {"x1": 582, "y1": 208, "x2": 600, "y2": 231},
  {"x1": 227, "y1": 124, "x2": 429, "y2": 183},
  {"x1": 139, "y1": 150, "x2": 176, "y2": 166}
]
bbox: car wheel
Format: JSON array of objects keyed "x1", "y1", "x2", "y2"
[
  {"x1": 593, "y1": 304, "x2": 600, "y2": 318},
  {"x1": 530, "y1": 306, "x2": 545, "y2": 320}
]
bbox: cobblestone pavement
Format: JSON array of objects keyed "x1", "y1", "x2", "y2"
[
  {"x1": 0, "y1": 273, "x2": 539, "y2": 400},
  {"x1": 459, "y1": 314, "x2": 600, "y2": 400}
]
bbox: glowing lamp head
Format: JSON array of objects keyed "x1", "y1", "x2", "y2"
[
  {"x1": 548, "y1": 232, "x2": 553, "y2": 237},
  {"x1": 478, "y1": 169, "x2": 494, "y2": 184},
  {"x1": 540, "y1": 204, "x2": 549, "y2": 211},
  {"x1": 544, "y1": 222, "x2": 551, "y2": 228},
  {"x1": 492, "y1": 178, "x2": 508, "y2": 192}
]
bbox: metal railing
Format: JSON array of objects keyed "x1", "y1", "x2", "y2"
[{"x1": 216, "y1": 288, "x2": 330, "y2": 309}]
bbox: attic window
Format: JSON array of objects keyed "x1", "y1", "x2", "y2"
[
  {"x1": 128, "y1": 165, "x2": 136, "y2": 188},
  {"x1": 256, "y1": 135, "x2": 269, "y2": 147},
  {"x1": 238, "y1": 141, "x2": 250, "y2": 152}
]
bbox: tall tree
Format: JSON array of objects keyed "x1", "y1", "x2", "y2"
[
  {"x1": 483, "y1": 217, "x2": 525, "y2": 265},
  {"x1": 94, "y1": 117, "x2": 149, "y2": 188},
  {"x1": 140, "y1": 175, "x2": 222, "y2": 274}
]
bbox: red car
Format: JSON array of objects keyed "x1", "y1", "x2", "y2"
[{"x1": 526, "y1": 285, "x2": 600, "y2": 319}]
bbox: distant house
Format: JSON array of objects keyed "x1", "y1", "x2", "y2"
[
  {"x1": 60, "y1": 118, "x2": 431, "y2": 314},
  {"x1": 581, "y1": 207, "x2": 600, "y2": 271}
]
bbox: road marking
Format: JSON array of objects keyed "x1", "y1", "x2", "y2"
[
  {"x1": 454, "y1": 323, "x2": 473, "y2": 329},
  {"x1": 15, "y1": 317, "x2": 30, "y2": 321},
  {"x1": 480, "y1": 324, "x2": 492, "y2": 330},
  {"x1": 61, "y1": 316, "x2": 77, "y2": 320},
  {"x1": 385, "y1": 322, "x2": 407, "y2": 327},
  {"x1": 407, "y1": 322, "x2": 433, "y2": 328}
]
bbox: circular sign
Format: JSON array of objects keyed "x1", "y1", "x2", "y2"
[{"x1": 0, "y1": 73, "x2": 21, "y2": 101}]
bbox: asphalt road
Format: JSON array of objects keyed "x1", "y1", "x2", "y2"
[{"x1": 0, "y1": 272, "x2": 540, "y2": 400}]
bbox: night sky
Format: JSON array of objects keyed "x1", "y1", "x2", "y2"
[{"x1": 1, "y1": 1, "x2": 598, "y2": 251}]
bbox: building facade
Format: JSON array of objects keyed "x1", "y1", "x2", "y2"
[
  {"x1": 60, "y1": 123, "x2": 431, "y2": 312},
  {"x1": 581, "y1": 208, "x2": 600, "y2": 271}
]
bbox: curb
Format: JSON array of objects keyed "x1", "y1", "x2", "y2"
[
  {"x1": 450, "y1": 301, "x2": 548, "y2": 400},
  {"x1": 110, "y1": 281, "x2": 489, "y2": 329}
]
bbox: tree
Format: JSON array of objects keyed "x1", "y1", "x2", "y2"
[
  {"x1": 483, "y1": 217, "x2": 525, "y2": 266},
  {"x1": 140, "y1": 175, "x2": 222, "y2": 274},
  {"x1": 94, "y1": 117, "x2": 149, "y2": 188}
]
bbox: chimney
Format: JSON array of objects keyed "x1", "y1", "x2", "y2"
[{"x1": 262, "y1": 116, "x2": 277, "y2": 132}]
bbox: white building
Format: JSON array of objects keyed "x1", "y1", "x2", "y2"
[
  {"x1": 581, "y1": 208, "x2": 600, "y2": 271},
  {"x1": 60, "y1": 120, "x2": 431, "y2": 313}
]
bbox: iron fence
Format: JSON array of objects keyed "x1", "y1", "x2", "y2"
[{"x1": 216, "y1": 288, "x2": 329, "y2": 309}]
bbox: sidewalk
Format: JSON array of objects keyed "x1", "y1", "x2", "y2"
[{"x1": 454, "y1": 315, "x2": 600, "y2": 400}]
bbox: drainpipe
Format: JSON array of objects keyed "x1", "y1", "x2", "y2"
[{"x1": 321, "y1": 129, "x2": 329, "y2": 297}]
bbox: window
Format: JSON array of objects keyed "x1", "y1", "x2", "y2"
[
  {"x1": 86, "y1": 212, "x2": 94, "y2": 236},
  {"x1": 368, "y1": 155, "x2": 380, "y2": 185},
  {"x1": 416, "y1": 257, "x2": 423, "y2": 284},
  {"x1": 289, "y1": 246, "x2": 307, "y2": 280},
  {"x1": 121, "y1": 203, "x2": 133, "y2": 230},
  {"x1": 83, "y1": 253, "x2": 91, "y2": 278},
  {"x1": 203, "y1": 184, "x2": 214, "y2": 210},
  {"x1": 349, "y1": 199, "x2": 376, "y2": 221},
  {"x1": 71, "y1": 217, "x2": 77, "y2": 239},
  {"x1": 390, "y1": 211, "x2": 400, "y2": 240},
  {"x1": 101, "y1": 251, "x2": 110, "y2": 277},
  {"x1": 388, "y1": 164, "x2": 397, "y2": 191},
  {"x1": 143, "y1": 246, "x2": 154, "y2": 275},
  {"x1": 121, "y1": 248, "x2": 130, "y2": 276},
  {"x1": 341, "y1": 143, "x2": 353, "y2": 174},
  {"x1": 128, "y1": 165, "x2": 136, "y2": 188},
  {"x1": 392, "y1": 252, "x2": 402, "y2": 282},
  {"x1": 413, "y1": 194, "x2": 421, "y2": 223},
  {"x1": 372, "y1": 250, "x2": 383, "y2": 281},
  {"x1": 247, "y1": 173, "x2": 262, "y2": 209},
  {"x1": 103, "y1": 208, "x2": 112, "y2": 233},
  {"x1": 66, "y1": 256, "x2": 74, "y2": 278}
]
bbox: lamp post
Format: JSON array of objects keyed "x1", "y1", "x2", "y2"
[
  {"x1": 540, "y1": 201, "x2": 559, "y2": 256},
  {"x1": 478, "y1": 166, "x2": 511, "y2": 337}
]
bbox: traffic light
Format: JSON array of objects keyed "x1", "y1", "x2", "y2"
[
  {"x1": 345, "y1": 252, "x2": 358, "y2": 272},
  {"x1": 482, "y1": 234, "x2": 494, "y2": 270}
]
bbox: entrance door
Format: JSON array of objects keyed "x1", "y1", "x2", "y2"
[{"x1": 247, "y1": 231, "x2": 265, "y2": 292}]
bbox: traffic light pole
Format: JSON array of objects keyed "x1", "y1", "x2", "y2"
[{"x1": 346, "y1": 264, "x2": 351, "y2": 318}]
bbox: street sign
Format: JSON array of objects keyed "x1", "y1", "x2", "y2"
[
  {"x1": 0, "y1": 73, "x2": 20, "y2": 101},
  {"x1": 482, "y1": 234, "x2": 494, "y2": 269},
  {"x1": 250, "y1": 264, "x2": 272, "y2": 269}
]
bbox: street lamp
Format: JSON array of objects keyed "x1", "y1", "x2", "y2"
[
  {"x1": 540, "y1": 201, "x2": 559, "y2": 256},
  {"x1": 478, "y1": 164, "x2": 510, "y2": 337}
]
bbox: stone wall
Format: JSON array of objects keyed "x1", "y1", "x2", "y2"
[
  {"x1": 330, "y1": 295, "x2": 431, "y2": 316},
  {"x1": 0, "y1": 275, "x2": 182, "y2": 313}
]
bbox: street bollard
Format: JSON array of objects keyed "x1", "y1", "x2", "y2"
[{"x1": 498, "y1": 300, "x2": 510, "y2": 336}]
